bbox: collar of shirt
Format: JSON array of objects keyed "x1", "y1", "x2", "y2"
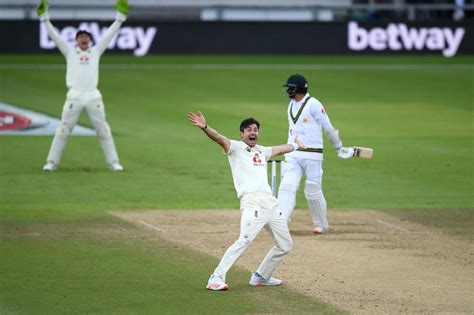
[
  {"x1": 75, "y1": 46, "x2": 92, "y2": 54},
  {"x1": 238, "y1": 141, "x2": 260, "y2": 153},
  {"x1": 291, "y1": 93, "x2": 310, "y2": 108}
]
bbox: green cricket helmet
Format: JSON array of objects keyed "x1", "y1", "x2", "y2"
[{"x1": 283, "y1": 74, "x2": 308, "y2": 98}]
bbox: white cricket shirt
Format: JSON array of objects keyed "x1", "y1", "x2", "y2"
[
  {"x1": 226, "y1": 140, "x2": 273, "y2": 199},
  {"x1": 43, "y1": 12, "x2": 126, "y2": 92},
  {"x1": 285, "y1": 93, "x2": 336, "y2": 161}
]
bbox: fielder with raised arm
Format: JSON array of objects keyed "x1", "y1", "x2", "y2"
[
  {"x1": 278, "y1": 74, "x2": 354, "y2": 234},
  {"x1": 188, "y1": 111, "x2": 303, "y2": 291},
  {"x1": 38, "y1": 0, "x2": 129, "y2": 171}
]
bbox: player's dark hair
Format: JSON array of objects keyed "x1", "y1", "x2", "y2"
[
  {"x1": 240, "y1": 117, "x2": 260, "y2": 132},
  {"x1": 76, "y1": 30, "x2": 92, "y2": 39}
]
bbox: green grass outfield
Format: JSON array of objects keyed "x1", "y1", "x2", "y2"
[{"x1": 0, "y1": 55, "x2": 473, "y2": 313}]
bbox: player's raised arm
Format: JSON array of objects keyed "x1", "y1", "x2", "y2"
[
  {"x1": 188, "y1": 111, "x2": 231, "y2": 153},
  {"x1": 271, "y1": 136, "x2": 303, "y2": 157},
  {"x1": 37, "y1": 0, "x2": 70, "y2": 56},
  {"x1": 96, "y1": 0, "x2": 129, "y2": 55}
]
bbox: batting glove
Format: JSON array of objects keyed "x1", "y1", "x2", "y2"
[
  {"x1": 337, "y1": 147, "x2": 354, "y2": 159},
  {"x1": 37, "y1": 0, "x2": 48, "y2": 16},
  {"x1": 115, "y1": 0, "x2": 129, "y2": 15}
]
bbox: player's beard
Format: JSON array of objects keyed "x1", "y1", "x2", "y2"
[{"x1": 285, "y1": 88, "x2": 296, "y2": 99}]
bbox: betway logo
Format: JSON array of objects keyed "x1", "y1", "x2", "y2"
[
  {"x1": 348, "y1": 22, "x2": 465, "y2": 57},
  {"x1": 40, "y1": 22, "x2": 157, "y2": 57}
]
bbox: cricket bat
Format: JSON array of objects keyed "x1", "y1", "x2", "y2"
[{"x1": 353, "y1": 147, "x2": 373, "y2": 159}]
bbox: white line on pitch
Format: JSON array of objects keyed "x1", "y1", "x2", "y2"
[
  {"x1": 0, "y1": 63, "x2": 471, "y2": 71},
  {"x1": 376, "y1": 219, "x2": 410, "y2": 233},
  {"x1": 138, "y1": 220, "x2": 165, "y2": 233}
]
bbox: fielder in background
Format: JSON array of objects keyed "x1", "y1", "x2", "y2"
[
  {"x1": 188, "y1": 111, "x2": 303, "y2": 291},
  {"x1": 38, "y1": 0, "x2": 129, "y2": 171},
  {"x1": 278, "y1": 74, "x2": 354, "y2": 234}
]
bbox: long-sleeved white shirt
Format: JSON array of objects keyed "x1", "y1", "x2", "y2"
[
  {"x1": 42, "y1": 12, "x2": 126, "y2": 92},
  {"x1": 285, "y1": 93, "x2": 338, "y2": 161}
]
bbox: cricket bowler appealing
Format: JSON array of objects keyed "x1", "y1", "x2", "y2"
[
  {"x1": 188, "y1": 111, "x2": 303, "y2": 291},
  {"x1": 38, "y1": 0, "x2": 129, "y2": 171},
  {"x1": 278, "y1": 74, "x2": 354, "y2": 234}
]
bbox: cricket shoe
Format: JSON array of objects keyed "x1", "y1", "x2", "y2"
[
  {"x1": 109, "y1": 162, "x2": 124, "y2": 172},
  {"x1": 312, "y1": 227, "x2": 329, "y2": 235},
  {"x1": 249, "y1": 272, "x2": 282, "y2": 286},
  {"x1": 206, "y1": 274, "x2": 229, "y2": 291},
  {"x1": 43, "y1": 161, "x2": 58, "y2": 172}
]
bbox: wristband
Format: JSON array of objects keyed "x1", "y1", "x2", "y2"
[{"x1": 291, "y1": 143, "x2": 299, "y2": 151}]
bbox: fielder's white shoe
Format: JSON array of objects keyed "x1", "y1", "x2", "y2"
[
  {"x1": 312, "y1": 227, "x2": 329, "y2": 235},
  {"x1": 109, "y1": 162, "x2": 123, "y2": 172},
  {"x1": 43, "y1": 161, "x2": 58, "y2": 172},
  {"x1": 206, "y1": 274, "x2": 228, "y2": 291},
  {"x1": 249, "y1": 272, "x2": 282, "y2": 286}
]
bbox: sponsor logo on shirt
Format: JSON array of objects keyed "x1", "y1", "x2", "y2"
[
  {"x1": 252, "y1": 152, "x2": 264, "y2": 166},
  {"x1": 79, "y1": 55, "x2": 90, "y2": 64}
]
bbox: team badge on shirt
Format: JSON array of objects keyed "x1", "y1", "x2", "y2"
[{"x1": 303, "y1": 117, "x2": 308, "y2": 122}]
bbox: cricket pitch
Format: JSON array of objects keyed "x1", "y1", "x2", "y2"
[{"x1": 111, "y1": 209, "x2": 473, "y2": 314}]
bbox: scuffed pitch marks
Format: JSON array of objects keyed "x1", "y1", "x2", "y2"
[
  {"x1": 287, "y1": 210, "x2": 473, "y2": 314},
  {"x1": 368, "y1": 243, "x2": 412, "y2": 250},
  {"x1": 112, "y1": 209, "x2": 474, "y2": 314}
]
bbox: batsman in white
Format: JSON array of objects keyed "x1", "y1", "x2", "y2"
[
  {"x1": 188, "y1": 111, "x2": 303, "y2": 291},
  {"x1": 278, "y1": 74, "x2": 354, "y2": 234},
  {"x1": 38, "y1": 0, "x2": 129, "y2": 171}
]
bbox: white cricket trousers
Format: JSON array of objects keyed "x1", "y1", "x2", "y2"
[
  {"x1": 45, "y1": 89, "x2": 120, "y2": 166},
  {"x1": 278, "y1": 157, "x2": 328, "y2": 228},
  {"x1": 213, "y1": 192, "x2": 293, "y2": 281}
]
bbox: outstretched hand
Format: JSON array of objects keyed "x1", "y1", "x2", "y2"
[
  {"x1": 37, "y1": 0, "x2": 48, "y2": 16},
  {"x1": 188, "y1": 111, "x2": 207, "y2": 129},
  {"x1": 115, "y1": 0, "x2": 129, "y2": 15}
]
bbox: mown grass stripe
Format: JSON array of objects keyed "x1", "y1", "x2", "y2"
[{"x1": 0, "y1": 63, "x2": 472, "y2": 70}]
